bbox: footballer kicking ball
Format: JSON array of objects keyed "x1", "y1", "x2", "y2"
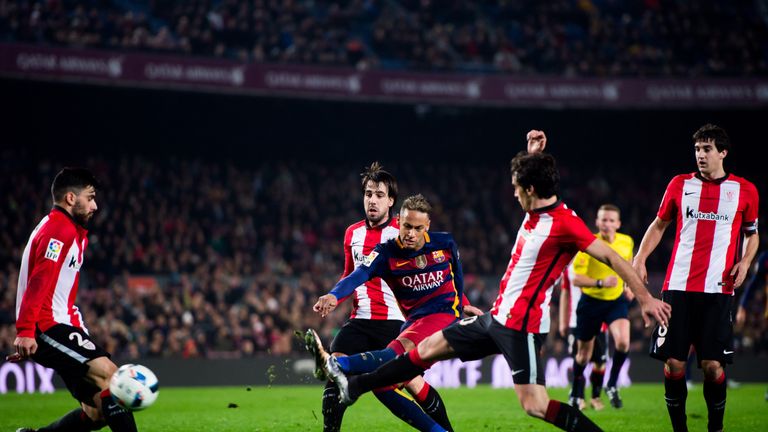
[{"x1": 109, "y1": 364, "x2": 159, "y2": 411}]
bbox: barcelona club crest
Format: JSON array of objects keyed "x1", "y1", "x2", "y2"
[
  {"x1": 432, "y1": 250, "x2": 445, "y2": 263},
  {"x1": 415, "y1": 254, "x2": 428, "y2": 269}
]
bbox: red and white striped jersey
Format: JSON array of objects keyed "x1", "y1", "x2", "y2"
[
  {"x1": 658, "y1": 172, "x2": 759, "y2": 294},
  {"x1": 16, "y1": 207, "x2": 89, "y2": 338},
  {"x1": 492, "y1": 201, "x2": 596, "y2": 333},
  {"x1": 340, "y1": 217, "x2": 405, "y2": 321}
]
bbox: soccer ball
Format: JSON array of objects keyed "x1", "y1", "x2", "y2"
[{"x1": 109, "y1": 364, "x2": 159, "y2": 411}]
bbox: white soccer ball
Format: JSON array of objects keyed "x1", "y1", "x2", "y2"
[{"x1": 109, "y1": 364, "x2": 159, "y2": 411}]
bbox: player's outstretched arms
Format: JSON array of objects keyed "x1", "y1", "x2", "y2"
[
  {"x1": 526, "y1": 130, "x2": 547, "y2": 154},
  {"x1": 313, "y1": 294, "x2": 339, "y2": 318},
  {"x1": 586, "y1": 240, "x2": 671, "y2": 328}
]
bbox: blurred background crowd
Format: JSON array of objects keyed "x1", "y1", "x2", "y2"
[
  {"x1": 1, "y1": 153, "x2": 765, "y2": 361},
  {"x1": 2, "y1": 0, "x2": 767, "y2": 76}
]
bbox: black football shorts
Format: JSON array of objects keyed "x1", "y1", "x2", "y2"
[
  {"x1": 649, "y1": 291, "x2": 734, "y2": 366},
  {"x1": 443, "y1": 314, "x2": 547, "y2": 385},
  {"x1": 32, "y1": 324, "x2": 111, "y2": 405}
]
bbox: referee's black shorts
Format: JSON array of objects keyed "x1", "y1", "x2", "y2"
[
  {"x1": 32, "y1": 324, "x2": 111, "y2": 405},
  {"x1": 649, "y1": 291, "x2": 734, "y2": 367}
]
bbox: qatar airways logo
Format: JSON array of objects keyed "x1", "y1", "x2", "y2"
[
  {"x1": 685, "y1": 207, "x2": 730, "y2": 222},
  {"x1": 401, "y1": 271, "x2": 445, "y2": 291}
]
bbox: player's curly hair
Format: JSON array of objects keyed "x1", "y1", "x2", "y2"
[
  {"x1": 693, "y1": 124, "x2": 730, "y2": 153},
  {"x1": 361, "y1": 161, "x2": 398, "y2": 205},
  {"x1": 401, "y1": 194, "x2": 432, "y2": 215},
  {"x1": 510, "y1": 152, "x2": 559, "y2": 199}
]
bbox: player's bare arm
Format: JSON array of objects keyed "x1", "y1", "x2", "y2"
[
  {"x1": 632, "y1": 217, "x2": 672, "y2": 283},
  {"x1": 313, "y1": 294, "x2": 339, "y2": 318},
  {"x1": 572, "y1": 274, "x2": 618, "y2": 289},
  {"x1": 558, "y1": 287, "x2": 569, "y2": 337},
  {"x1": 585, "y1": 239, "x2": 671, "y2": 327},
  {"x1": 731, "y1": 232, "x2": 759, "y2": 288}
]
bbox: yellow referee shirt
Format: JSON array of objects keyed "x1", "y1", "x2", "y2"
[{"x1": 572, "y1": 232, "x2": 634, "y2": 301}]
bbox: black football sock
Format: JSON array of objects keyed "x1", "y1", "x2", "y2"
[
  {"x1": 607, "y1": 350, "x2": 628, "y2": 388},
  {"x1": 590, "y1": 368, "x2": 605, "y2": 399},
  {"x1": 664, "y1": 369, "x2": 688, "y2": 432},
  {"x1": 322, "y1": 380, "x2": 347, "y2": 432},
  {"x1": 37, "y1": 408, "x2": 102, "y2": 432},
  {"x1": 414, "y1": 382, "x2": 454, "y2": 432},
  {"x1": 100, "y1": 389, "x2": 138, "y2": 432},
  {"x1": 571, "y1": 361, "x2": 587, "y2": 399},
  {"x1": 703, "y1": 372, "x2": 727, "y2": 432},
  {"x1": 544, "y1": 400, "x2": 603, "y2": 431},
  {"x1": 351, "y1": 351, "x2": 430, "y2": 400}
]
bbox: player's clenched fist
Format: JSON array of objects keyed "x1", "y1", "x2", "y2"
[
  {"x1": 313, "y1": 294, "x2": 339, "y2": 318},
  {"x1": 526, "y1": 129, "x2": 547, "y2": 154}
]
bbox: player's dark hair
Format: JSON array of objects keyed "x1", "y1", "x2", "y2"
[
  {"x1": 598, "y1": 203, "x2": 621, "y2": 217},
  {"x1": 51, "y1": 167, "x2": 100, "y2": 203},
  {"x1": 510, "y1": 152, "x2": 559, "y2": 199},
  {"x1": 361, "y1": 161, "x2": 398, "y2": 206},
  {"x1": 401, "y1": 194, "x2": 432, "y2": 215},
  {"x1": 693, "y1": 124, "x2": 730, "y2": 153}
]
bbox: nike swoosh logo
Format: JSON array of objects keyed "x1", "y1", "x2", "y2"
[
  {"x1": 395, "y1": 261, "x2": 410, "y2": 267},
  {"x1": 723, "y1": 350, "x2": 734, "y2": 355},
  {"x1": 684, "y1": 192, "x2": 695, "y2": 196},
  {"x1": 512, "y1": 369, "x2": 525, "y2": 376}
]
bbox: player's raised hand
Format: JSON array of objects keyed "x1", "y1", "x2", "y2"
[
  {"x1": 526, "y1": 130, "x2": 547, "y2": 154},
  {"x1": 313, "y1": 294, "x2": 339, "y2": 318},
  {"x1": 13, "y1": 336, "x2": 37, "y2": 359},
  {"x1": 637, "y1": 295, "x2": 671, "y2": 328},
  {"x1": 730, "y1": 259, "x2": 751, "y2": 288}
]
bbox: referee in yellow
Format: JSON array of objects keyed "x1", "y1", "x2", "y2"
[{"x1": 568, "y1": 204, "x2": 635, "y2": 411}]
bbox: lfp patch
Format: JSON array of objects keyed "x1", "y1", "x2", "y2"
[
  {"x1": 362, "y1": 251, "x2": 379, "y2": 267},
  {"x1": 45, "y1": 238, "x2": 64, "y2": 262}
]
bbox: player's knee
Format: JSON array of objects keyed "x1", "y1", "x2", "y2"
[
  {"x1": 665, "y1": 358, "x2": 686, "y2": 374},
  {"x1": 87, "y1": 357, "x2": 118, "y2": 389},
  {"x1": 701, "y1": 361, "x2": 723, "y2": 380},
  {"x1": 615, "y1": 340, "x2": 629, "y2": 352}
]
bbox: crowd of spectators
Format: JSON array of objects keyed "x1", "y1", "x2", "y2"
[
  {"x1": 1, "y1": 0, "x2": 767, "y2": 76},
  {"x1": 0, "y1": 153, "x2": 765, "y2": 361}
]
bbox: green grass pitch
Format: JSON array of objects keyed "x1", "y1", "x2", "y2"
[{"x1": 1, "y1": 384, "x2": 766, "y2": 431}]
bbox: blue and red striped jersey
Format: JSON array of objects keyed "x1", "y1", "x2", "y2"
[{"x1": 330, "y1": 231, "x2": 464, "y2": 321}]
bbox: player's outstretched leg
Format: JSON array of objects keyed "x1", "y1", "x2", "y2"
[
  {"x1": 336, "y1": 350, "x2": 432, "y2": 405},
  {"x1": 305, "y1": 329, "x2": 329, "y2": 381},
  {"x1": 25, "y1": 408, "x2": 105, "y2": 432}
]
